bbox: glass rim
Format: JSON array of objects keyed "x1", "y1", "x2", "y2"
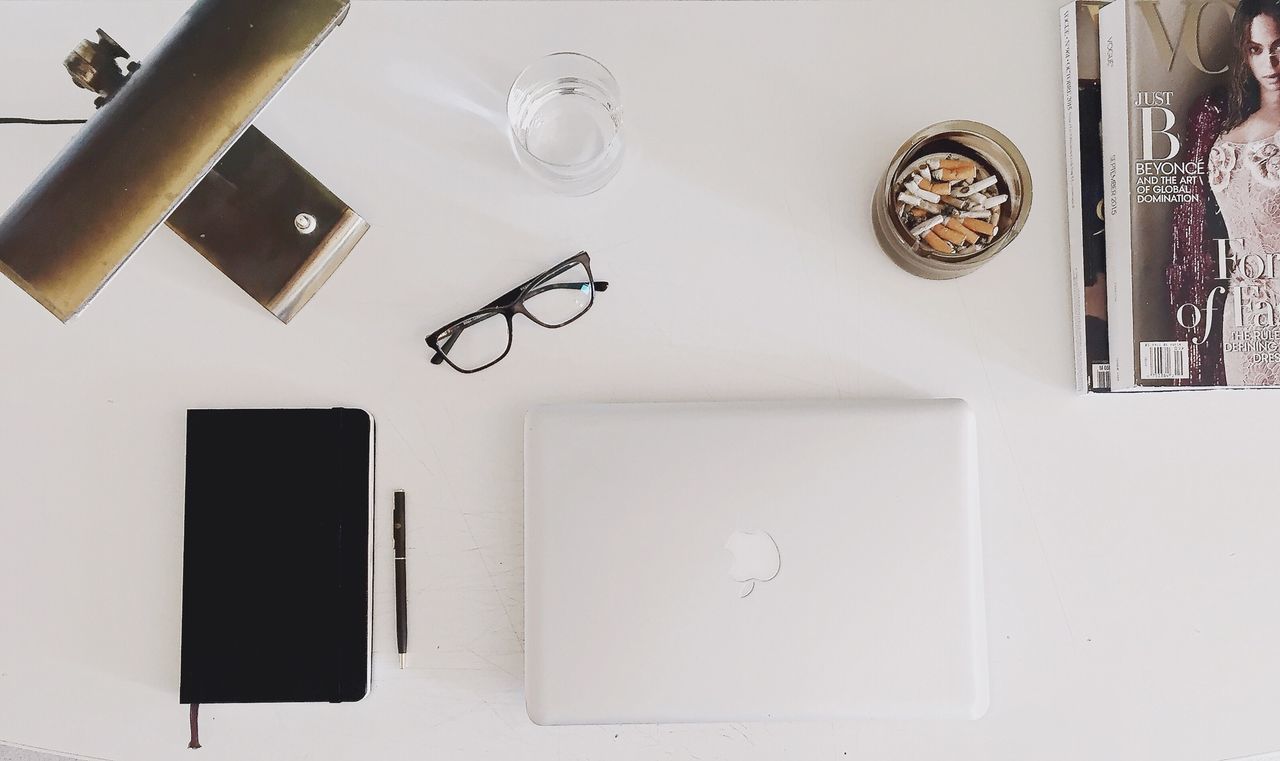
[{"x1": 509, "y1": 51, "x2": 619, "y2": 93}]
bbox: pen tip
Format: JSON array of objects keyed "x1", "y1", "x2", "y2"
[{"x1": 400, "y1": 653, "x2": 406, "y2": 670}]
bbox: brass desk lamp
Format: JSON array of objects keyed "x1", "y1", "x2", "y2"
[{"x1": 0, "y1": 0, "x2": 369, "y2": 323}]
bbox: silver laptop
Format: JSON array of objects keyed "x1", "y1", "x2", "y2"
[{"x1": 523, "y1": 400, "x2": 987, "y2": 725}]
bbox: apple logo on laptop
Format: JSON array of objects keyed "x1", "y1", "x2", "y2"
[{"x1": 724, "y1": 530, "x2": 781, "y2": 598}]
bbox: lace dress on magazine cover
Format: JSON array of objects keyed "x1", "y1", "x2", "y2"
[{"x1": 1208, "y1": 131, "x2": 1280, "y2": 386}]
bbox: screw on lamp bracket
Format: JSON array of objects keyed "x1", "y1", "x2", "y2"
[
  {"x1": 64, "y1": 29, "x2": 141, "y2": 108},
  {"x1": 294, "y1": 213, "x2": 317, "y2": 234}
]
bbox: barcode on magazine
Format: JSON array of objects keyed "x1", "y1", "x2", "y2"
[
  {"x1": 1091, "y1": 363, "x2": 1111, "y2": 390},
  {"x1": 1140, "y1": 342, "x2": 1189, "y2": 380}
]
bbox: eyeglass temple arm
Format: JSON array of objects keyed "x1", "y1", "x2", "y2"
[
  {"x1": 428, "y1": 281, "x2": 609, "y2": 365},
  {"x1": 430, "y1": 332, "x2": 460, "y2": 365},
  {"x1": 478, "y1": 279, "x2": 608, "y2": 310},
  {"x1": 524, "y1": 281, "x2": 609, "y2": 297}
]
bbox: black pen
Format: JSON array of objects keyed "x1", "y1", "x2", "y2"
[{"x1": 393, "y1": 490, "x2": 408, "y2": 669}]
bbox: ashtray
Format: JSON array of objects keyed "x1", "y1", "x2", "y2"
[{"x1": 872, "y1": 120, "x2": 1032, "y2": 279}]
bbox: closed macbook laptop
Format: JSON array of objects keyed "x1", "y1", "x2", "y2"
[{"x1": 523, "y1": 399, "x2": 987, "y2": 725}]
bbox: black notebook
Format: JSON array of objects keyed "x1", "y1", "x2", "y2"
[{"x1": 180, "y1": 408, "x2": 374, "y2": 704}]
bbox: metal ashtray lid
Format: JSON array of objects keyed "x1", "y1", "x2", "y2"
[{"x1": 872, "y1": 120, "x2": 1032, "y2": 280}]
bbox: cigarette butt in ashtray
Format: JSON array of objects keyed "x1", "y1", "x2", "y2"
[
  {"x1": 932, "y1": 224, "x2": 967, "y2": 246},
  {"x1": 921, "y1": 230, "x2": 952, "y2": 254},
  {"x1": 909, "y1": 214, "x2": 945, "y2": 237},
  {"x1": 944, "y1": 217, "x2": 980, "y2": 244},
  {"x1": 962, "y1": 217, "x2": 996, "y2": 236},
  {"x1": 905, "y1": 180, "x2": 941, "y2": 204},
  {"x1": 953, "y1": 175, "x2": 998, "y2": 197},
  {"x1": 938, "y1": 166, "x2": 978, "y2": 182},
  {"x1": 897, "y1": 192, "x2": 942, "y2": 215}
]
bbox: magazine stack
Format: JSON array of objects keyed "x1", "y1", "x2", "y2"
[{"x1": 1064, "y1": 0, "x2": 1280, "y2": 390}]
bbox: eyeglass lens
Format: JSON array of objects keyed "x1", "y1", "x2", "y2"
[
  {"x1": 436, "y1": 311, "x2": 511, "y2": 371},
  {"x1": 522, "y1": 259, "x2": 595, "y2": 327}
]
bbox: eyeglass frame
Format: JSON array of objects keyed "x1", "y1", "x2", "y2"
[{"x1": 425, "y1": 251, "x2": 609, "y2": 374}]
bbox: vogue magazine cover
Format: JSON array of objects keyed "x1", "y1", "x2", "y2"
[{"x1": 1104, "y1": 0, "x2": 1280, "y2": 389}]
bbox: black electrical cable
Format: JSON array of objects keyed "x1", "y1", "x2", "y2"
[{"x1": 0, "y1": 117, "x2": 87, "y2": 125}]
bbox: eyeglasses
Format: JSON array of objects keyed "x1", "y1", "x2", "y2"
[{"x1": 426, "y1": 252, "x2": 609, "y2": 373}]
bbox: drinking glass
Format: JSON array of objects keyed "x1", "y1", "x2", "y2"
[{"x1": 506, "y1": 52, "x2": 624, "y2": 196}]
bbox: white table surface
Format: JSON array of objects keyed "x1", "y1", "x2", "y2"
[{"x1": 1, "y1": 1, "x2": 1277, "y2": 760}]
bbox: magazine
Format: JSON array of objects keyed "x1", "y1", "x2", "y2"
[
  {"x1": 1101, "y1": 0, "x2": 1280, "y2": 390},
  {"x1": 1061, "y1": 1, "x2": 1112, "y2": 392}
]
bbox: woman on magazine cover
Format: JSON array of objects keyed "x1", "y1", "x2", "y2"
[{"x1": 1170, "y1": 0, "x2": 1280, "y2": 385}]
